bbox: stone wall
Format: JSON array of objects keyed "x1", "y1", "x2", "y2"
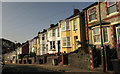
[{"x1": 68, "y1": 53, "x2": 89, "y2": 69}]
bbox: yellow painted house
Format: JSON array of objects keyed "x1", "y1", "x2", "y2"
[{"x1": 59, "y1": 9, "x2": 86, "y2": 53}]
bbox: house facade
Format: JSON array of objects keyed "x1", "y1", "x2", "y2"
[
  {"x1": 59, "y1": 9, "x2": 86, "y2": 53},
  {"x1": 38, "y1": 29, "x2": 48, "y2": 55},
  {"x1": 84, "y1": 1, "x2": 120, "y2": 55},
  {"x1": 32, "y1": 36, "x2": 38, "y2": 55},
  {"x1": 36, "y1": 36, "x2": 40, "y2": 56},
  {"x1": 47, "y1": 24, "x2": 61, "y2": 54},
  {"x1": 22, "y1": 41, "x2": 29, "y2": 55},
  {"x1": 83, "y1": 1, "x2": 120, "y2": 69},
  {"x1": 29, "y1": 39, "x2": 33, "y2": 54},
  {"x1": 16, "y1": 46, "x2": 22, "y2": 60}
]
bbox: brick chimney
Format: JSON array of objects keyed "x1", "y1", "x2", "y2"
[
  {"x1": 50, "y1": 24, "x2": 54, "y2": 28},
  {"x1": 73, "y1": 9, "x2": 80, "y2": 15}
]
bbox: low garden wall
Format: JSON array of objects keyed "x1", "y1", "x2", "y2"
[{"x1": 67, "y1": 53, "x2": 89, "y2": 69}]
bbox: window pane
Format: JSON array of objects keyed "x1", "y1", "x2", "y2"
[
  {"x1": 74, "y1": 20, "x2": 77, "y2": 30},
  {"x1": 90, "y1": 8, "x2": 95, "y2": 14},
  {"x1": 90, "y1": 14, "x2": 95, "y2": 21},
  {"x1": 108, "y1": 4, "x2": 116, "y2": 14},
  {"x1": 103, "y1": 27, "x2": 108, "y2": 42},
  {"x1": 94, "y1": 35, "x2": 100, "y2": 42},
  {"x1": 52, "y1": 29, "x2": 55, "y2": 36},
  {"x1": 63, "y1": 37, "x2": 66, "y2": 46},
  {"x1": 53, "y1": 41, "x2": 55, "y2": 49},
  {"x1": 67, "y1": 37, "x2": 70, "y2": 46},
  {"x1": 108, "y1": 2, "x2": 115, "y2": 6},
  {"x1": 94, "y1": 28, "x2": 100, "y2": 35},
  {"x1": 66, "y1": 21, "x2": 70, "y2": 30},
  {"x1": 94, "y1": 28, "x2": 100, "y2": 42},
  {"x1": 62, "y1": 22, "x2": 65, "y2": 31},
  {"x1": 50, "y1": 41, "x2": 52, "y2": 49}
]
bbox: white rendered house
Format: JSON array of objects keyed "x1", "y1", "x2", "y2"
[
  {"x1": 38, "y1": 29, "x2": 48, "y2": 55},
  {"x1": 47, "y1": 24, "x2": 61, "y2": 54}
]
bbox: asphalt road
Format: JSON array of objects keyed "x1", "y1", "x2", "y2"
[
  {"x1": 1, "y1": 64, "x2": 114, "y2": 74},
  {"x1": 2, "y1": 64, "x2": 57, "y2": 74}
]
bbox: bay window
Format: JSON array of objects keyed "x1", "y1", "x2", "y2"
[
  {"x1": 93, "y1": 28, "x2": 101, "y2": 43},
  {"x1": 93, "y1": 27, "x2": 108, "y2": 43}
]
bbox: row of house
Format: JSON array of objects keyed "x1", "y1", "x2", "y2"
[{"x1": 15, "y1": 1, "x2": 120, "y2": 70}]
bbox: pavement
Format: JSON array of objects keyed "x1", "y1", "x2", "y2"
[{"x1": 2, "y1": 64, "x2": 115, "y2": 74}]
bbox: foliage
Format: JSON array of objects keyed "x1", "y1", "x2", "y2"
[
  {"x1": 77, "y1": 41, "x2": 93, "y2": 53},
  {"x1": 24, "y1": 55, "x2": 29, "y2": 58},
  {"x1": 18, "y1": 54, "x2": 24, "y2": 59},
  {"x1": 30, "y1": 52, "x2": 36, "y2": 57}
]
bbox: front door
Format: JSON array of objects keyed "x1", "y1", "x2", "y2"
[{"x1": 58, "y1": 41, "x2": 61, "y2": 53}]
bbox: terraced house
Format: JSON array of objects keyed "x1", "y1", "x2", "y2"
[
  {"x1": 83, "y1": 1, "x2": 120, "y2": 70},
  {"x1": 38, "y1": 29, "x2": 48, "y2": 55},
  {"x1": 47, "y1": 23, "x2": 61, "y2": 54},
  {"x1": 59, "y1": 9, "x2": 86, "y2": 53}
]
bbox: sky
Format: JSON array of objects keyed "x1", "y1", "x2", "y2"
[{"x1": 2, "y1": 2, "x2": 93, "y2": 43}]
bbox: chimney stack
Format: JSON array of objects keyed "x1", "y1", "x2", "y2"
[
  {"x1": 50, "y1": 24, "x2": 54, "y2": 28},
  {"x1": 73, "y1": 9, "x2": 80, "y2": 15}
]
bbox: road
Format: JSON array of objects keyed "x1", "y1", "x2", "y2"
[
  {"x1": 2, "y1": 64, "x2": 57, "y2": 74},
  {"x1": 2, "y1": 64, "x2": 114, "y2": 74}
]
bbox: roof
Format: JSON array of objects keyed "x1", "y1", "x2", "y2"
[
  {"x1": 38, "y1": 29, "x2": 47, "y2": 34},
  {"x1": 48, "y1": 23, "x2": 58, "y2": 30},
  {"x1": 83, "y1": 2, "x2": 102, "y2": 10}
]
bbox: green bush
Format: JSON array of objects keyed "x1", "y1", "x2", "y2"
[{"x1": 30, "y1": 52, "x2": 36, "y2": 57}]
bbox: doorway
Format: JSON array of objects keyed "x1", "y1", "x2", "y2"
[{"x1": 58, "y1": 41, "x2": 61, "y2": 54}]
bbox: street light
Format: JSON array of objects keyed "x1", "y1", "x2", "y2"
[{"x1": 98, "y1": 0, "x2": 106, "y2": 72}]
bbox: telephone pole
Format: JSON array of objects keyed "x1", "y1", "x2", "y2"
[{"x1": 98, "y1": 1, "x2": 106, "y2": 72}]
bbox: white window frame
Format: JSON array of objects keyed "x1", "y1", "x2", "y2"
[
  {"x1": 42, "y1": 34, "x2": 45, "y2": 40},
  {"x1": 93, "y1": 28, "x2": 101, "y2": 43},
  {"x1": 62, "y1": 22, "x2": 65, "y2": 31},
  {"x1": 52, "y1": 29, "x2": 56, "y2": 37},
  {"x1": 66, "y1": 20, "x2": 70, "y2": 30},
  {"x1": 74, "y1": 19, "x2": 77, "y2": 30},
  {"x1": 50, "y1": 41, "x2": 56, "y2": 50},
  {"x1": 62, "y1": 20, "x2": 71, "y2": 31},
  {"x1": 62, "y1": 37, "x2": 71, "y2": 47}
]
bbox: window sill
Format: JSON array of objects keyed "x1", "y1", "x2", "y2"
[
  {"x1": 94, "y1": 42, "x2": 101, "y2": 45},
  {"x1": 62, "y1": 47, "x2": 72, "y2": 48},
  {"x1": 107, "y1": 12, "x2": 119, "y2": 18},
  {"x1": 62, "y1": 30, "x2": 71, "y2": 32},
  {"x1": 89, "y1": 19, "x2": 97, "y2": 24}
]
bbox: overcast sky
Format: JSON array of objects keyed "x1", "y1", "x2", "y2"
[{"x1": 2, "y1": 2, "x2": 93, "y2": 43}]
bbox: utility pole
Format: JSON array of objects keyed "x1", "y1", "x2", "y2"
[{"x1": 98, "y1": 1, "x2": 106, "y2": 72}]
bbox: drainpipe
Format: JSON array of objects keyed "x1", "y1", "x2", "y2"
[{"x1": 98, "y1": 1, "x2": 106, "y2": 72}]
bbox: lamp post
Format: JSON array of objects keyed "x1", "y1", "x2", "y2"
[{"x1": 98, "y1": 1, "x2": 106, "y2": 72}]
